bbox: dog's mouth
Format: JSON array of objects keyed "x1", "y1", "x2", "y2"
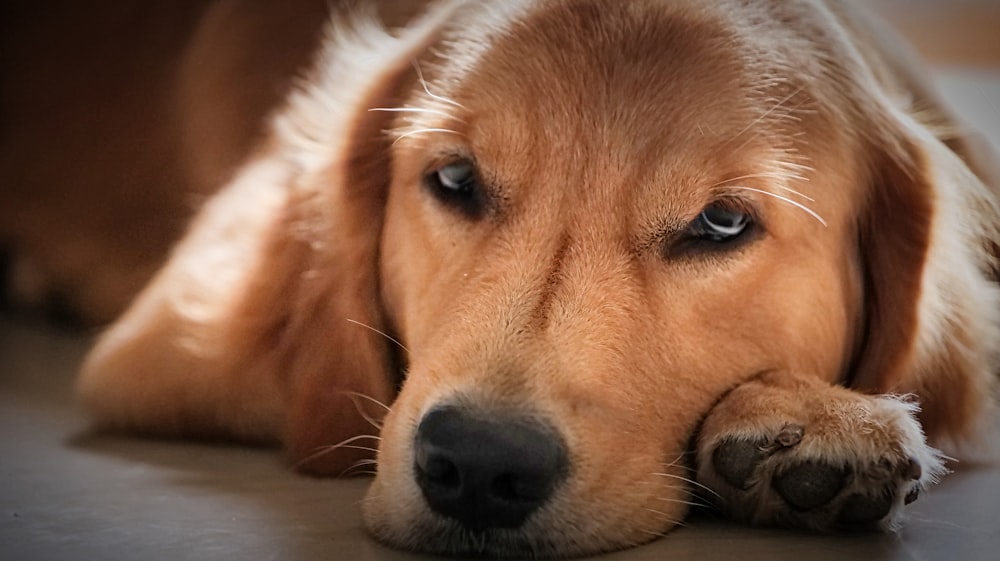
[
  {"x1": 375, "y1": 517, "x2": 594, "y2": 559},
  {"x1": 363, "y1": 305, "x2": 713, "y2": 557},
  {"x1": 361, "y1": 397, "x2": 702, "y2": 559}
]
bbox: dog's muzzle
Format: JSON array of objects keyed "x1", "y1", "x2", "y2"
[{"x1": 413, "y1": 406, "x2": 568, "y2": 532}]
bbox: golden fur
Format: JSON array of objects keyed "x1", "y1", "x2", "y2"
[{"x1": 9, "y1": 0, "x2": 995, "y2": 557}]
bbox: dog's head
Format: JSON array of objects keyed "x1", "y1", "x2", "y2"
[
  {"x1": 257, "y1": 0, "x2": 999, "y2": 557},
  {"x1": 343, "y1": 2, "x2": 853, "y2": 555},
  {"x1": 80, "y1": 0, "x2": 1000, "y2": 558}
]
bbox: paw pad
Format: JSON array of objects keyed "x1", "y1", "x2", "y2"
[
  {"x1": 711, "y1": 437, "x2": 768, "y2": 490},
  {"x1": 837, "y1": 490, "x2": 893, "y2": 526},
  {"x1": 773, "y1": 461, "x2": 849, "y2": 511},
  {"x1": 710, "y1": 423, "x2": 805, "y2": 490},
  {"x1": 701, "y1": 425, "x2": 936, "y2": 530},
  {"x1": 696, "y1": 392, "x2": 946, "y2": 532}
]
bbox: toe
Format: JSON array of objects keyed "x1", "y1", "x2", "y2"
[
  {"x1": 712, "y1": 437, "x2": 769, "y2": 490},
  {"x1": 773, "y1": 461, "x2": 849, "y2": 511},
  {"x1": 837, "y1": 490, "x2": 893, "y2": 526}
]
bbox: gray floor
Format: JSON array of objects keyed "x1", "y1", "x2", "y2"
[{"x1": 3, "y1": 70, "x2": 1000, "y2": 561}]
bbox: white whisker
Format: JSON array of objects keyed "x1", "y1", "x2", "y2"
[
  {"x1": 710, "y1": 172, "x2": 814, "y2": 201},
  {"x1": 776, "y1": 160, "x2": 815, "y2": 173},
  {"x1": 661, "y1": 451, "x2": 692, "y2": 469},
  {"x1": 412, "y1": 59, "x2": 465, "y2": 109},
  {"x1": 392, "y1": 128, "x2": 464, "y2": 146},
  {"x1": 652, "y1": 472, "x2": 723, "y2": 499},
  {"x1": 368, "y1": 106, "x2": 463, "y2": 122},
  {"x1": 731, "y1": 186, "x2": 828, "y2": 227},
  {"x1": 340, "y1": 391, "x2": 387, "y2": 431},
  {"x1": 347, "y1": 470, "x2": 379, "y2": 476},
  {"x1": 637, "y1": 529, "x2": 669, "y2": 538},
  {"x1": 294, "y1": 434, "x2": 382, "y2": 469},
  {"x1": 775, "y1": 184, "x2": 816, "y2": 199},
  {"x1": 358, "y1": 414, "x2": 382, "y2": 431},
  {"x1": 657, "y1": 497, "x2": 712, "y2": 508},
  {"x1": 328, "y1": 444, "x2": 379, "y2": 454},
  {"x1": 345, "y1": 318, "x2": 409, "y2": 353},
  {"x1": 641, "y1": 508, "x2": 688, "y2": 531},
  {"x1": 339, "y1": 390, "x2": 392, "y2": 412},
  {"x1": 339, "y1": 459, "x2": 380, "y2": 478},
  {"x1": 731, "y1": 86, "x2": 805, "y2": 141}
]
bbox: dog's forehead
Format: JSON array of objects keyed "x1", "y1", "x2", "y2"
[{"x1": 426, "y1": 1, "x2": 811, "y2": 196}]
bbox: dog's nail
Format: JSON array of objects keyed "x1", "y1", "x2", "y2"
[
  {"x1": 904, "y1": 487, "x2": 920, "y2": 505},
  {"x1": 774, "y1": 424, "x2": 804, "y2": 448},
  {"x1": 712, "y1": 437, "x2": 768, "y2": 490},
  {"x1": 773, "y1": 460, "x2": 849, "y2": 511},
  {"x1": 905, "y1": 457, "x2": 922, "y2": 481},
  {"x1": 837, "y1": 491, "x2": 893, "y2": 526}
]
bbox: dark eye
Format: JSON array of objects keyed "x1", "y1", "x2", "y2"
[
  {"x1": 665, "y1": 201, "x2": 757, "y2": 258},
  {"x1": 425, "y1": 159, "x2": 486, "y2": 217},
  {"x1": 688, "y1": 204, "x2": 752, "y2": 243}
]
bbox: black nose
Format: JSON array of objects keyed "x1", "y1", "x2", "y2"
[{"x1": 414, "y1": 406, "x2": 568, "y2": 532}]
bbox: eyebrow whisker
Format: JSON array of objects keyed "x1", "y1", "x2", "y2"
[
  {"x1": 730, "y1": 86, "x2": 806, "y2": 143},
  {"x1": 710, "y1": 172, "x2": 814, "y2": 201},
  {"x1": 412, "y1": 59, "x2": 465, "y2": 109},
  {"x1": 368, "y1": 106, "x2": 465, "y2": 123},
  {"x1": 392, "y1": 128, "x2": 465, "y2": 146},
  {"x1": 730, "y1": 186, "x2": 828, "y2": 227}
]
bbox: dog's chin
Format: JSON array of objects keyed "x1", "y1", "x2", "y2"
[
  {"x1": 360, "y1": 476, "x2": 686, "y2": 559},
  {"x1": 365, "y1": 517, "x2": 588, "y2": 559},
  {"x1": 362, "y1": 506, "x2": 666, "y2": 560}
]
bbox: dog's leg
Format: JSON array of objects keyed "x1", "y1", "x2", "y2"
[{"x1": 695, "y1": 372, "x2": 946, "y2": 530}]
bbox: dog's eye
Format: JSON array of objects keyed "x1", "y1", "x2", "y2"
[
  {"x1": 689, "y1": 204, "x2": 752, "y2": 243},
  {"x1": 425, "y1": 159, "x2": 486, "y2": 218},
  {"x1": 666, "y1": 202, "x2": 756, "y2": 258}
]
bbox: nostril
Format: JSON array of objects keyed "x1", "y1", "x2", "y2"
[
  {"x1": 425, "y1": 458, "x2": 459, "y2": 484},
  {"x1": 415, "y1": 449, "x2": 461, "y2": 493}
]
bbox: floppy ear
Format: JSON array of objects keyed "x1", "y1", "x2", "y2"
[
  {"x1": 850, "y1": 88, "x2": 1000, "y2": 449},
  {"x1": 78, "y1": 5, "x2": 458, "y2": 475}
]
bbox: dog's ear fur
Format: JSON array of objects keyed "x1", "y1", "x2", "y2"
[
  {"x1": 849, "y1": 72, "x2": 1000, "y2": 449},
  {"x1": 78, "y1": 5, "x2": 459, "y2": 475}
]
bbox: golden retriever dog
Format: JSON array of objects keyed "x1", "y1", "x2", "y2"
[{"x1": 54, "y1": 0, "x2": 1000, "y2": 557}]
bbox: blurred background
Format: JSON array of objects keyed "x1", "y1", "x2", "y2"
[
  {"x1": 870, "y1": 0, "x2": 1000, "y2": 191},
  {"x1": 871, "y1": 0, "x2": 999, "y2": 66}
]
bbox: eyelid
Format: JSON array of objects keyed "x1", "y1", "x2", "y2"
[
  {"x1": 704, "y1": 191, "x2": 758, "y2": 216},
  {"x1": 700, "y1": 193, "x2": 764, "y2": 232},
  {"x1": 424, "y1": 148, "x2": 477, "y2": 173}
]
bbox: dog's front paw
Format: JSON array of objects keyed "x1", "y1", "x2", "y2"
[{"x1": 695, "y1": 375, "x2": 947, "y2": 531}]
